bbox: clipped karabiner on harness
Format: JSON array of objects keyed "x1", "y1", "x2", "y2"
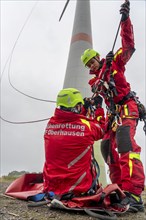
[
  {"x1": 137, "y1": 101, "x2": 146, "y2": 135},
  {"x1": 132, "y1": 92, "x2": 146, "y2": 135}
]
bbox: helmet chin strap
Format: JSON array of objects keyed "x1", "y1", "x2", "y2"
[
  {"x1": 94, "y1": 57, "x2": 100, "y2": 63},
  {"x1": 94, "y1": 57, "x2": 103, "y2": 70}
]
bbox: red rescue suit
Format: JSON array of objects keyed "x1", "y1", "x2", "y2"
[
  {"x1": 43, "y1": 108, "x2": 104, "y2": 196},
  {"x1": 88, "y1": 17, "x2": 145, "y2": 195}
]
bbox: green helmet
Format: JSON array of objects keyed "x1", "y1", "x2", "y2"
[
  {"x1": 57, "y1": 88, "x2": 84, "y2": 108},
  {"x1": 81, "y1": 49, "x2": 100, "y2": 66}
]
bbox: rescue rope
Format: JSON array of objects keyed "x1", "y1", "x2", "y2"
[
  {"x1": 1, "y1": 1, "x2": 38, "y2": 82},
  {"x1": 112, "y1": 0, "x2": 129, "y2": 52},
  {"x1": 112, "y1": 19, "x2": 121, "y2": 52},
  {"x1": 1, "y1": 1, "x2": 56, "y2": 124},
  {"x1": 8, "y1": 53, "x2": 56, "y2": 103},
  {"x1": 0, "y1": 115, "x2": 51, "y2": 124},
  {"x1": 1, "y1": 1, "x2": 55, "y2": 104}
]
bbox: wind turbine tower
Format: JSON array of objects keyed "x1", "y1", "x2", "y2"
[
  {"x1": 61, "y1": 0, "x2": 107, "y2": 186},
  {"x1": 63, "y1": 0, "x2": 92, "y2": 97}
]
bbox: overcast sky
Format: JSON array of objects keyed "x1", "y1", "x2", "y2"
[{"x1": 1, "y1": 1, "x2": 145, "y2": 179}]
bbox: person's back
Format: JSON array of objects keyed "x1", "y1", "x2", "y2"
[{"x1": 43, "y1": 88, "x2": 104, "y2": 196}]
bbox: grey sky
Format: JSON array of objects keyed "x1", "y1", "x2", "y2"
[{"x1": 1, "y1": 1, "x2": 145, "y2": 178}]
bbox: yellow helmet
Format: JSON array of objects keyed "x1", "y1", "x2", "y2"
[
  {"x1": 81, "y1": 48, "x2": 100, "y2": 66},
  {"x1": 57, "y1": 88, "x2": 84, "y2": 108}
]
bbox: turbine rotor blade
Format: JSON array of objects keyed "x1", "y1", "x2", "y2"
[{"x1": 59, "y1": 0, "x2": 70, "y2": 21}]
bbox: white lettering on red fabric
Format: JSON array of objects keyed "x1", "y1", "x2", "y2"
[
  {"x1": 45, "y1": 129, "x2": 84, "y2": 136},
  {"x1": 47, "y1": 123, "x2": 85, "y2": 131},
  {"x1": 45, "y1": 123, "x2": 86, "y2": 137}
]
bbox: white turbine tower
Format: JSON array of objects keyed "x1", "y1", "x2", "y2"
[{"x1": 60, "y1": 0, "x2": 107, "y2": 186}]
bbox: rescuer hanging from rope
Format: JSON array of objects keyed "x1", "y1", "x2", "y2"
[{"x1": 81, "y1": 0, "x2": 145, "y2": 212}]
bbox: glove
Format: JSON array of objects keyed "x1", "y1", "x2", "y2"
[
  {"x1": 106, "y1": 51, "x2": 114, "y2": 66},
  {"x1": 92, "y1": 95, "x2": 103, "y2": 108},
  {"x1": 120, "y1": 0, "x2": 130, "y2": 21},
  {"x1": 83, "y1": 97, "x2": 91, "y2": 110},
  {"x1": 91, "y1": 84, "x2": 97, "y2": 93}
]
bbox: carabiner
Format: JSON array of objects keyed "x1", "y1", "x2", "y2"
[{"x1": 115, "y1": 115, "x2": 122, "y2": 126}]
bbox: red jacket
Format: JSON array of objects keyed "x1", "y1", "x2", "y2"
[
  {"x1": 88, "y1": 17, "x2": 135, "y2": 107},
  {"x1": 43, "y1": 108, "x2": 104, "y2": 195}
]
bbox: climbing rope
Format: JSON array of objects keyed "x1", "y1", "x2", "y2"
[
  {"x1": 1, "y1": 1, "x2": 56, "y2": 124},
  {"x1": 0, "y1": 115, "x2": 51, "y2": 124}
]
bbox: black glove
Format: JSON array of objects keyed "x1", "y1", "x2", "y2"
[
  {"x1": 91, "y1": 84, "x2": 97, "y2": 93},
  {"x1": 106, "y1": 51, "x2": 114, "y2": 66},
  {"x1": 92, "y1": 95, "x2": 103, "y2": 108},
  {"x1": 83, "y1": 98, "x2": 91, "y2": 110},
  {"x1": 120, "y1": 0, "x2": 130, "y2": 21}
]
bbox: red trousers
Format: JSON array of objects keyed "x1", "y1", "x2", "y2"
[{"x1": 101, "y1": 100, "x2": 145, "y2": 195}]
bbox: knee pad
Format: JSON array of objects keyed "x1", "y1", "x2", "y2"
[
  {"x1": 101, "y1": 139, "x2": 114, "y2": 163},
  {"x1": 116, "y1": 125, "x2": 132, "y2": 153}
]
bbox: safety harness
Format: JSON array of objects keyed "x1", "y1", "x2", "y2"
[
  {"x1": 116, "y1": 90, "x2": 146, "y2": 134},
  {"x1": 92, "y1": 64, "x2": 146, "y2": 134}
]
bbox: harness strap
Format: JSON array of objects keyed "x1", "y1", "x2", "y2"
[
  {"x1": 87, "y1": 146, "x2": 100, "y2": 195},
  {"x1": 87, "y1": 158, "x2": 100, "y2": 195},
  {"x1": 118, "y1": 91, "x2": 135, "y2": 105},
  {"x1": 103, "y1": 183, "x2": 126, "y2": 199},
  {"x1": 118, "y1": 91, "x2": 146, "y2": 135}
]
